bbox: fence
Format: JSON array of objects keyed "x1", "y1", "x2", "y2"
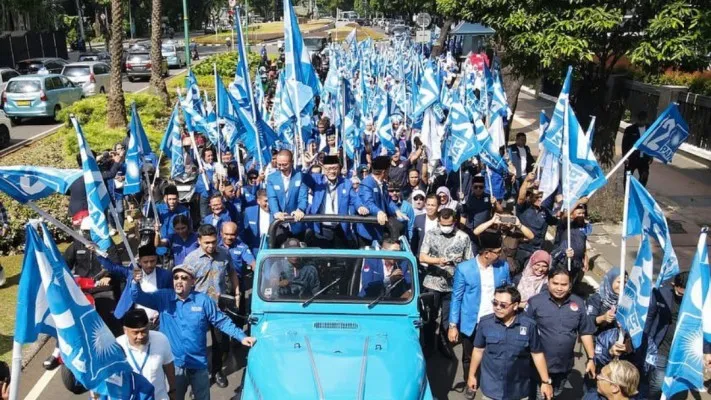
[
  {"x1": 0, "y1": 31, "x2": 69, "y2": 68},
  {"x1": 677, "y1": 91, "x2": 711, "y2": 151}
]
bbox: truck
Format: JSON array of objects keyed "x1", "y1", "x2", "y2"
[{"x1": 240, "y1": 215, "x2": 434, "y2": 399}]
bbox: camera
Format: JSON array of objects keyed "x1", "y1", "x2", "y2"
[{"x1": 499, "y1": 215, "x2": 517, "y2": 225}]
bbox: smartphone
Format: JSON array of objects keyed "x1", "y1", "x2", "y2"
[{"x1": 499, "y1": 215, "x2": 517, "y2": 225}]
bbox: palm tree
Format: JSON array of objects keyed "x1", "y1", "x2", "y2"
[
  {"x1": 107, "y1": 0, "x2": 127, "y2": 128},
  {"x1": 149, "y1": 0, "x2": 169, "y2": 106}
]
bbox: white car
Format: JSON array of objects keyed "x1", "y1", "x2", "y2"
[
  {"x1": 0, "y1": 110, "x2": 12, "y2": 148},
  {"x1": 61, "y1": 62, "x2": 111, "y2": 96}
]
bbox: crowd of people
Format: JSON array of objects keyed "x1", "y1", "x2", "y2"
[{"x1": 5, "y1": 34, "x2": 706, "y2": 400}]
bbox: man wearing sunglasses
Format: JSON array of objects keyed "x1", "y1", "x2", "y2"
[
  {"x1": 467, "y1": 285, "x2": 553, "y2": 400},
  {"x1": 462, "y1": 176, "x2": 493, "y2": 231},
  {"x1": 130, "y1": 264, "x2": 256, "y2": 400}
]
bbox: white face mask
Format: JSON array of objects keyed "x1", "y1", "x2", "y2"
[{"x1": 440, "y1": 225, "x2": 454, "y2": 234}]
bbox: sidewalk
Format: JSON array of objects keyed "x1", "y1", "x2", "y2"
[{"x1": 511, "y1": 91, "x2": 711, "y2": 282}]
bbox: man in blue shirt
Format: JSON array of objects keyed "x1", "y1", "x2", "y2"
[
  {"x1": 220, "y1": 180, "x2": 242, "y2": 222},
  {"x1": 195, "y1": 147, "x2": 217, "y2": 219},
  {"x1": 163, "y1": 214, "x2": 199, "y2": 266},
  {"x1": 516, "y1": 183, "x2": 559, "y2": 268},
  {"x1": 525, "y1": 266, "x2": 596, "y2": 399},
  {"x1": 156, "y1": 185, "x2": 191, "y2": 240},
  {"x1": 468, "y1": 285, "x2": 553, "y2": 400},
  {"x1": 220, "y1": 221, "x2": 255, "y2": 313},
  {"x1": 183, "y1": 224, "x2": 239, "y2": 388},
  {"x1": 266, "y1": 149, "x2": 308, "y2": 246},
  {"x1": 241, "y1": 169, "x2": 260, "y2": 208},
  {"x1": 201, "y1": 193, "x2": 231, "y2": 235},
  {"x1": 462, "y1": 176, "x2": 493, "y2": 231},
  {"x1": 130, "y1": 263, "x2": 255, "y2": 400}
]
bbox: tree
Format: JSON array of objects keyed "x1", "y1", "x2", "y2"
[
  {"x1": 436, "y1": 0, "x2": 711, "y2": 165},
  {"x1": 149, "y1": 0, "x2": 170, "y2": 106},
  {"x1": 107, "y1": 0, "x2": 127, "y2": 128}
]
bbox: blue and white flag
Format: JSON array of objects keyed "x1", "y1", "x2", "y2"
[
  {"x1": 661, "y1": 229, "x2": 709, "y2": 399},
  {"x1": 16, "y1": 223, "x2": 133, "y2": 392},
  {"x1": 0, "y1": 166, "x2": 82, "y2": 203},
  {"x1": 473, "y1": 118, "x2": 508, "y2": 173},
  {"x1": 489, "y1": 71, "x2": 510, "y2": 122},
  {"x1": 124, "y1": 113, "x2": 143, "y2": 196},
  {"x1": 343, "y1": 110, "x2": 362, "y2": 160},
  {"x1": 585, "y1": 116, "x2": 596, "y2": 146},
  {"x1": 345, "y1": 28, "x2": 357, "y2": 48},
  {"x1": 375, "y1": 93, "x2": 396, "y2": 155},
  {"x1": 541, "y1": 66, "x2": 572, "y2": 158},
  {"x1": 72, "y1": 117, "x2": 112, "y2": 251},
  {"x1": 617, "y1": 235, "x2": 654, "y2": 349},
  {"x1": 159, "y1": 103, "x2": 185, "y2": 178},
  {"x1": 283, "y1": 0, "x2": 321, "y2": 96},
  {"x1": 539, "y1": 110, "x2": 550, "y2": 152},
  {"x1": 538, "y1": 151, "x2": 560, "y2": 201},
  {"x1": 446, "y1": 97, "x2": 480, "y2": 171},
  {"x1": 635, "y1": 103, "x2": 689, "y2": 164},
  {"x1": 412, "y1": 61, "x2": 439, "y2": 118},
  {"x1": 183, "y1": 70, "x2": 204, "y2": 116},
  {"x1": 129, "y1": 103, "x2": 152, "y2": 156},
  {"x1": 182, "y1": 103, "x2": 219, "y2": 145},
  {"x1": 231, "y1": 9, "x2": 256, "y2": 114},
  {"x1": 625, "y1": 176, "x2": 679, "y2": 286}
]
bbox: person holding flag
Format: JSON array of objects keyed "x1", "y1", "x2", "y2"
[{"x1": 621, "y1": 111, "x2": 652, "y2": 186}]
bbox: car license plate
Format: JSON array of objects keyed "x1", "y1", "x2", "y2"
[{"x1": 16, "y1": 100, "x2": 31, "y2": 106}]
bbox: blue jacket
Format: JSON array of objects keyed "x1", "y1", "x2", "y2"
[
  {"x1": 242, "y1": 205, "x2": 271, "y2": 256},
  {"x1": 156, "y1": 203, "x2": 191, "y2": 239},
  {"x1": 307, "y1": 174, "x2": 361, "y2": 238},
  {"x1": 397, "y1": 200, "x2": 415, "y2": 239},
  {"x1": 266, "y1": 169, "x2": 309, "y2": 234},
  {"x1": 97, "y1": 257, "x2": 173, "y2": 319},
  {"x1": 355, "y1": 175, "x2": 399, "y2": 241},
  {"x1": 359, "y1": 258, "x2": 412, "y2": 298},
  {"x1": 449, "y1": 258, "x2": 511, "y2": 336}
]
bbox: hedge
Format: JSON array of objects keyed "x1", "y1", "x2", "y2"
[{"x1": 616, "y1": 66, "x2": 711, "y2": 96}]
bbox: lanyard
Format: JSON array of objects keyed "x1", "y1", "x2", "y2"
[{"x1": 128, "y1": 344, "x2": 151, "y2": 374}]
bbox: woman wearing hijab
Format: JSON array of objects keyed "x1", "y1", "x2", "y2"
[
  {"x1": 436, "y1": 186, "x2": 461, "y2": 215},
  {"x1": 515, "y1": 250, "x2": 551, "y2": 307},
  {"x1": 586, "y1": 268, "x2": 626, "y2": 333}
]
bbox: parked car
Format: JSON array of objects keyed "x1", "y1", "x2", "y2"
[
  {"x1": 15, "y1": 58, "x2": 68, "y2": 75},
  {"x1": 61, "y1": 62, "x2": 110, "y2": 96},
  {"x1": 303, "y1": 36, "x2": 328, "y2": 55},
  {"x1": 391, "y1": 25, "x2": 411, "y2": 41},
  {"x1": 161, "y1": 41, "x2": 186, "y2": 68},
  {"x1": 2, "y1": 74, "x2": 83, "y2": 125},
  {"x1": 77, "y1": 51, "x2": 110, "y2": 62},
  {"x1": 125, "y1": 52, "x2": 168, "y2": 82},
  {"x1": 204, "y1": 25, "x2": 216, "y2": 34},
  {"x1": 0, "y1": 110, "x2": 11, "y2": 148},
  {"x1": 0, "y1": 68, "x2": 20, "y2": 108}
]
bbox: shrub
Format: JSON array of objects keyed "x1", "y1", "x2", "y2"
[
  {"x1": 191, "y1": 51, "x2": 263, "y2": 80},
  {"x1": 58, "y1": 93, "x2": 172, "y2": 161}
]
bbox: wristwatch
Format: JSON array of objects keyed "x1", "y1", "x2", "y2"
[
  {"x1": 448, "y1": 323, "x2": 457, "y2": 329},
  {"x1": 542, "y1": 378, "x2": 552, "y2": 385}
]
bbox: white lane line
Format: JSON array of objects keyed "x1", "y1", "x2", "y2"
[{"x1": 23, "y1": 367, "x2": 59, "y2": 400}]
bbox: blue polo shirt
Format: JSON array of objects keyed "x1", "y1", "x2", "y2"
[
  {"x1": 525, "y1": 291, "x2": 595, "y2": 374},
  {"x1": 130, "y1": 284, "x2": 247, "y2": 370},
  {"x1": 156, "y1": 203, "x2": 191, "y2": 239},
  {"x1": 473, "y1": 313, "x2": 543, "y2": 400},
  {"x1": 517, "y1": 205, "x2": 558, "y2": 253},
  {"x1": 220, "y1": 240, "x2": 255, "y2": 287},
  {"x1": 169, "y1": 232, "x2": 199, "y2": 266},
  {"x1": 464, "y1": 193, "x2": 491, "y2": 230}
]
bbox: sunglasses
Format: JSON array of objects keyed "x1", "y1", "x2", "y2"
[
  {"x1": 173, "y1": 275, "x2": 191, "y2": 281},
  {"x1": 492, "y1": 299, "x2": 512, "y2": 309},
  {"x1": 388, "y1": 190, "x2": 401, "y2": 193},
  {"x1": 473, "y1": 185, "x2": 484, "y2": 189},
  {"x1": 413, "y1": 196, "x2": 425, "y2": 201}
]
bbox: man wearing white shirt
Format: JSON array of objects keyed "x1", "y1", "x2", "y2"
[{"x1": 117, "y1": 309, "x2": 176, "y2": 400}]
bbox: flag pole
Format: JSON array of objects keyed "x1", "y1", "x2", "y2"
[
  {"x1": 24, "y1": 201, "x2": 108, "y2": 257},
  {"x1": 109, "y1": 204, "x2": 137, "y2": 268},
  {"x1": 617, "y1": 171, "x2": 631, "y2": 344},
  {"x1": 8, "y1": 341, "x2": 21, "y2": 400},
  {"x1": 213, "y1": 63, "x2": 222, "y2": 163},
  {"x1": 187, "y1": 130, "x2": 211, "y2": 189},
  {"x1": 563, "y1": 98, "x2": 571, "y2": 272}
]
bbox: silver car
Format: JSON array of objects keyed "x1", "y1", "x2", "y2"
[
  {"x1": 61, "y1": 62, "x2": 111, "y2": 96},
  {"x1": 0, "y1": 110, "x2": 11, "y2": 147}
]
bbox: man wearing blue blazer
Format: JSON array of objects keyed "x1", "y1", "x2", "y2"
[
  {"x1": 355, "y1": 155, "x2": 409, "y2": 247},
  {"x1": 448, "y1": 232, "x2": 511, "y2": 399},
  {"x1": 307, "y1": 155, "x2": 367, "y2": 248},
  {"x1": 266, "y1": 149, "x2": 309, "y2": 246},
  {"x1": 359, "y1": 238, "x2": 413, "y2": 299},
  {"x1": 242, "y1": 189, "x2": 271, "y2": 257},
  {"x1": 96, "y1": 245, "x2": 173, "y2": 325}
]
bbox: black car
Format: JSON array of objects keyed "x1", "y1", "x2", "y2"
[
  {"x1": 77, "y1": 51, "x2": 110, "y2": 62},
  {"x1": 15, "y1": 58, "x2": 68, "y2": 75}
]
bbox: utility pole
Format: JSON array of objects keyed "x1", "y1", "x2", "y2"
[
  {"x1": 74, "y1": 0, "x2": 86, "y2": 43},
  {"x1": 182, "y1": 0, "x2": 191, "y2": 68}
]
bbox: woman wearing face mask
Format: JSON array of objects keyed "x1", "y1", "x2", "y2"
[
  {"x1": 515, "y1": 250, "x2": 551, "y2": 307},
  {"x1": 586, "y1": 268, "x2": 626, "y2": 333}
]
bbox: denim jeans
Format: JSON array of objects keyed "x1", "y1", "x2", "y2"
[
  {"x1": 534, "y1": 372, "x2": 568, "y2": 399},
  {"x1": 175, "y1": 366, "x2": 210, "y2": 400}
]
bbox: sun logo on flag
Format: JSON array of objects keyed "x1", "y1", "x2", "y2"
[{"x1": 90, "y1": 316, "x2": 119, "y2": 359}]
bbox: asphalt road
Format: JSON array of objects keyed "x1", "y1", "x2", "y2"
[{"x1": 0, "y1": 43, "x2": 229, "y2": 154}]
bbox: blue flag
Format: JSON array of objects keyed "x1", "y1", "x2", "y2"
[
  {"x1": 72, "y1": 117, "x2": 112, "y2": 251},
  {"x1": 447, "y1": 96, "x2": 480, "y2": 172},
  {"x1": 541, "y1": 66, "x2": 572, "y2": 158},
  {"x1": 16, "y1": 223, "x2": 133, "y2": 392},
  {"x1": 124, "y1": 113, "x2": 143, "y2": 196},
  {"x1": 661, "y1": 229, "x2": 709, "y2": 399},
  {"x1": 0, "y1": 166, "x2": 82, "y2": 203},
  {"x1": 184, "y1": 70, "x2": 204, "y2": 115},
  {"x1": 563, "y1": 104, "x2": 606, "y2": 210},
  {"x1": 616, "y1": 235, "x2": 654, "y2": 349},
  {"x1": 473, "y1": 118, "x2": 508, "y2": 173},
  {"x1": 129, "y1": 103, "x2": 152, "y2": 156},
  {"x1": 412, "y1": 61, "x2": 440, "y2": 118},
  {"x1": 283, "y1": 0, "x2": 321, "y2": 96},
  {"x1": 160, "y1": 103, "x2": 185, "y2": 178},
  {"x1": 634, "y1": 103, "x2": 689, "y2": 164},
  {"x1": 625, "y1": 176, "x2": 679, "y2": 286},
  {"x1": 375, "y1": 92, "x2": 396, "y2": 154},
  {"x1": 231, "y1": 9, "x2": 256, "y2": 114}
]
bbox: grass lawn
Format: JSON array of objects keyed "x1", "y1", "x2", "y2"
[
  {"x1": 0, "y1": 243, "x2": 69, "y2": 365},
  {"x1": 326, "y1": 26, "x2": 385, "y2": 42},
  {"x1": 193, "y1": 20, "x2": 332, "y2": 45}
]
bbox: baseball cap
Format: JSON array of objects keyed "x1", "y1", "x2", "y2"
[{"x1": 172, "y1": 264, "x2": 196, "y2": 278}]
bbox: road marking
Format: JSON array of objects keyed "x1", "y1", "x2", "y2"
[{"x1": 24, "y1": 367, "x2": 58, "y2": 400}]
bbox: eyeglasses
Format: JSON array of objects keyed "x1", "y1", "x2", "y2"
[
  {"x1": 492, "y1": 299, "x2": 512, "y2": 309},
  {"x1": 596, "y1": 374, "x2": 617, "y2": 385},
  {"x1": 173, "y1": 275, "x2": 191, "y2": 281},
  {"x1": 388, "y1": 190, "x2": 400, "y2": 193},
  {"x1": 413, "y1": 196, "x2": 425, "y2": 201}
]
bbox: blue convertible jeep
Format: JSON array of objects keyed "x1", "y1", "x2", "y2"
[{"x1": 240, "y1": 215, "x2": 433, "y2": 399}]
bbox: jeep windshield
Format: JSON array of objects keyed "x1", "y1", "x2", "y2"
[{"x1": 258, "y1": 253, "x2": 414, "y2": 305}]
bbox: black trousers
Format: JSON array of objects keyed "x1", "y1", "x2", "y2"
[
  {"x1": 209, "y1": 326, "x2": 230, "y2": 374},
  {"x1": 422, "y1": 289, "x2": 452, "y2": 356},
  {"x1": 460, "y1": 332, "x2": 475, "y2": 383},
  {"x1": 305, "y1": 225, "x2": 353, "y2": 249},
  {"x1": 626, "y1": 160, "x2": 650, "y2": 186}
]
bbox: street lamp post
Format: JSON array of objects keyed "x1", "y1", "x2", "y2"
[{"x1": 182, "y1": 0, "x2": 191, "y2": 69}]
